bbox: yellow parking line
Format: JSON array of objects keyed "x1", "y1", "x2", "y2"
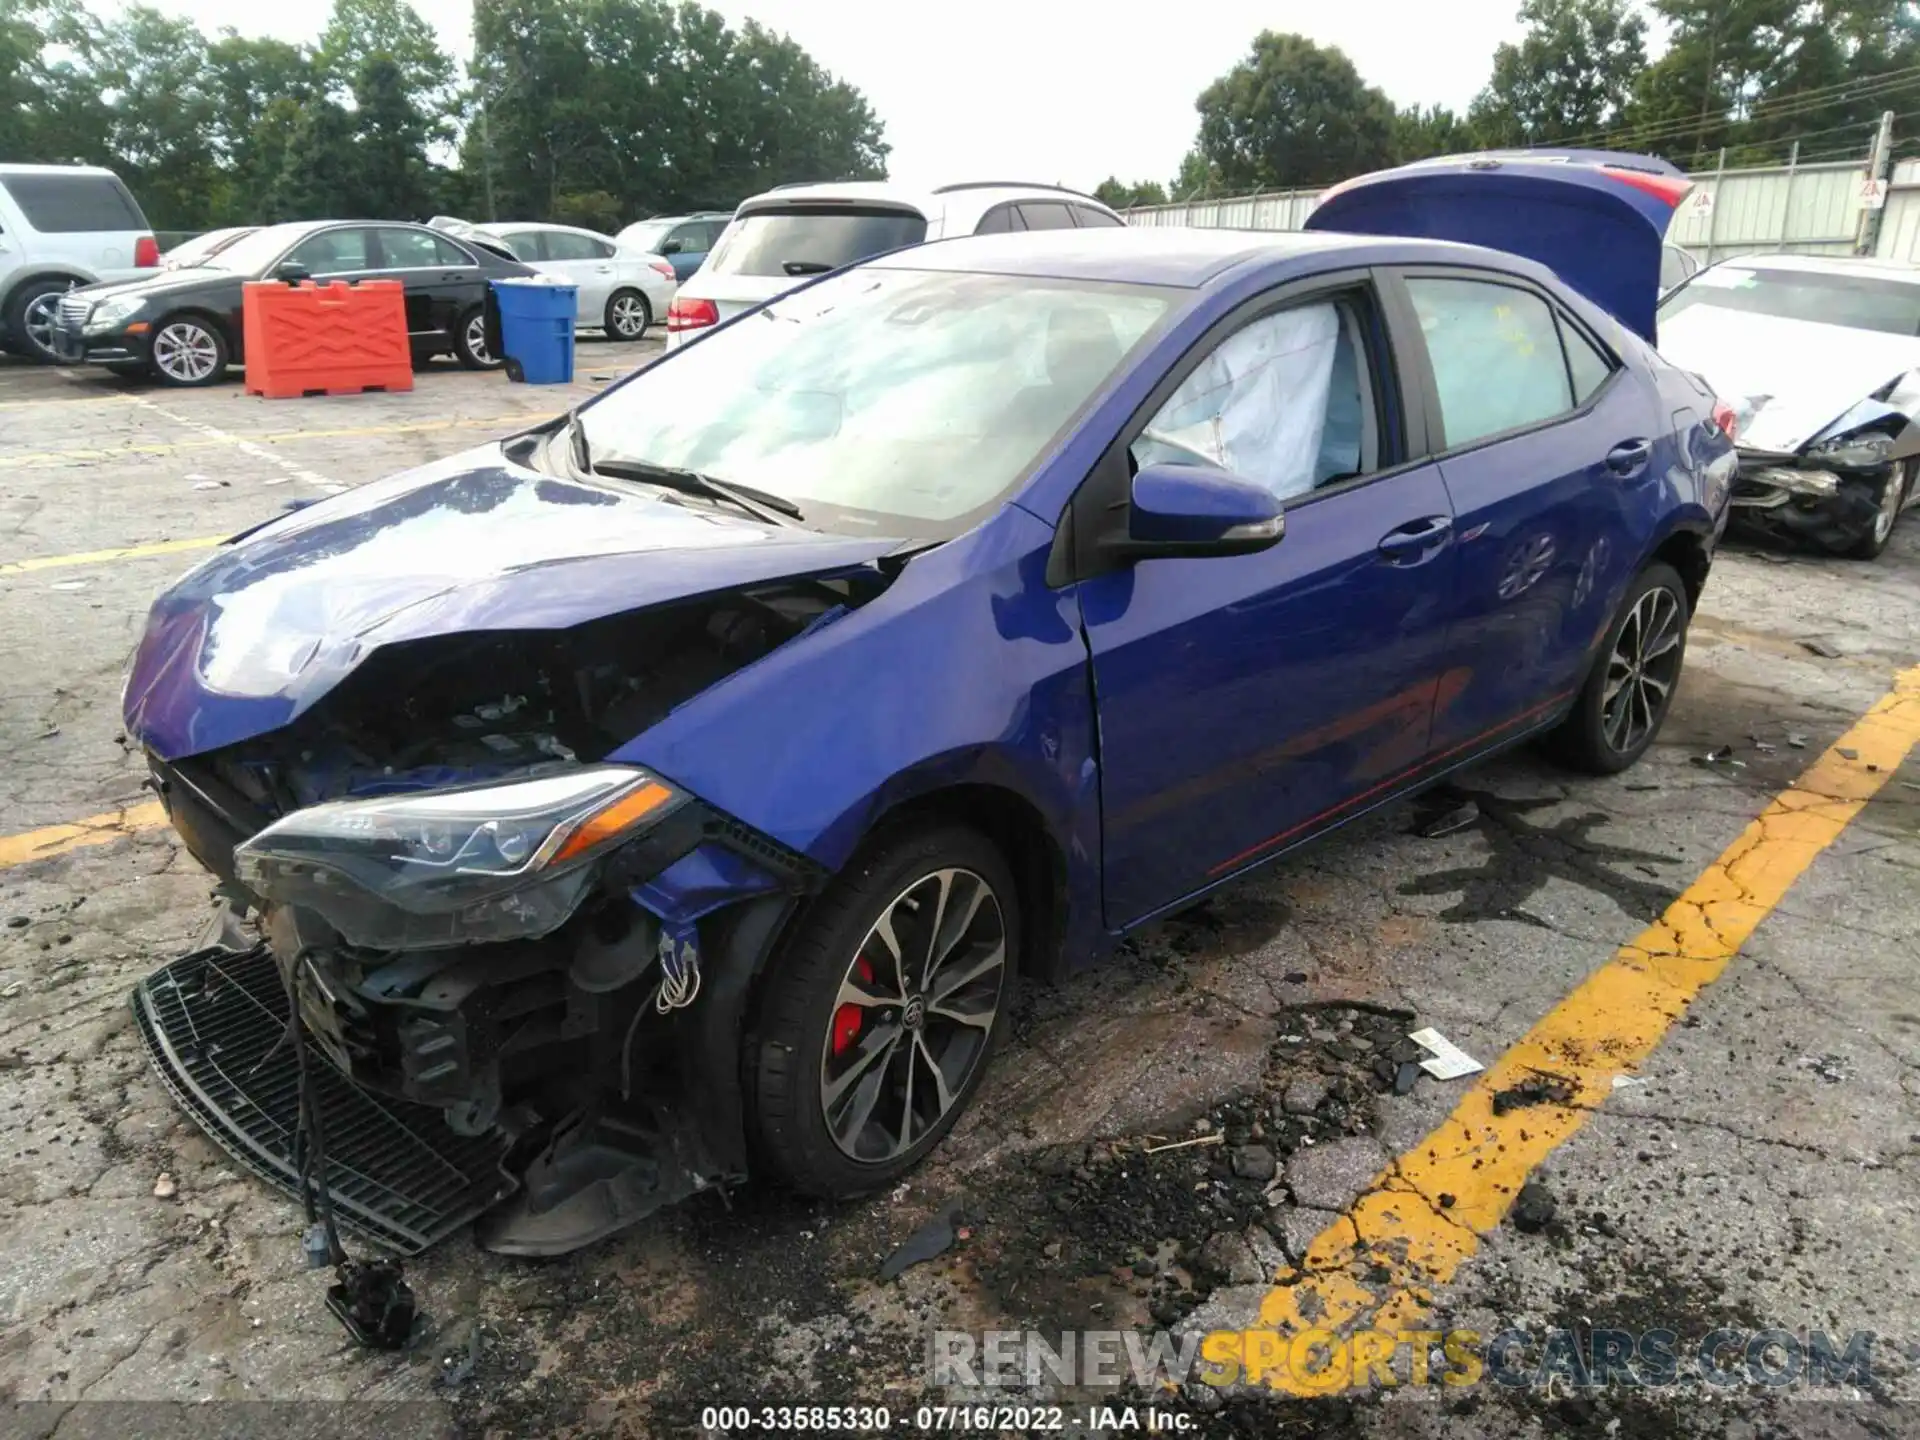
[
  {"x1": 1210, "y1": 663, "x2": 1920, "y2": 1393},
  {"x1": 0, "y1": 536, "x2": 223, "y2": 575},
  {"x1": 0, "y1": 413, "x2": 548, "y2": 469},
  {"x1": 0, "y1": 801, "x2": 169, "y2": 870}
]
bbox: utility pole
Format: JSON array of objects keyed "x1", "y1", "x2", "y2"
[
  {"x1": 1855, "y1": 109, "x2": 1895, "y2": 257},
  {"x1": 479, "y1": 104, "x2": 498, "y2": 223}
]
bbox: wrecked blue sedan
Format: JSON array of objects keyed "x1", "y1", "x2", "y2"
[{"x1": 125, "y1": 152, "x2": 1733, "y2": 1260}]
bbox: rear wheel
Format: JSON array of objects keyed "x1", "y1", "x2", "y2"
[
  {"x1": 604, "y1": 288, "x2": 650, "y2": 340},
  {"x1": 149, "y1": 316, "x2": 228, "y2": 387},
  {"x1": 454, "y1": 306, "x2": 497, "y2": 369},
  {"x1": 750, "y1": 822, "x2": 1016, "y2": 1197},
  {"x1": 5, "y1": 279, "x2": 73, "y2": 364},
  {"x1": 1546, "y1": 561, "x2": 1689, "y2": 775}
]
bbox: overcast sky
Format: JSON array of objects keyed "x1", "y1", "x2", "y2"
[{"x1": 101, "y1": 0, "x2": 1529, "y2": 189}]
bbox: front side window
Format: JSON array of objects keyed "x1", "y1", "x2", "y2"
[
  {"x1": 1407, "y1": 277, "x2": 1575, "y2": 448},
  {"x1": 1072, "y1": 205, "x2": 1124, "y2": 228},
  {"x1": 579, "y1": 267, "x2": 1171, "y2": 535},
  {"x1": 282, "y1": 226, "x2": 373, "y2": 275},
  {"x1": 1017, "y1": 203, "x2": 1075, "y2": 231},
  {"x1": 1131, "y1": 298, "x2": 1378, "y2": 501}
]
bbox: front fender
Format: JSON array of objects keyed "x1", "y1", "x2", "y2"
[{"x1": 611, "y1": 503, "x2": 1102, "y2": 944}]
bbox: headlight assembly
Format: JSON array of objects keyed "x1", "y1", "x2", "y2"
[
  {"x1": 86, "y1": 297, "x2": 145, "y2": 332},
  {"x1": 235, "y1": 766, "x2": 686, "y2": 949},
  {"x1": 1806, "y1": 431, "x2": 1896, "y2": 471}
]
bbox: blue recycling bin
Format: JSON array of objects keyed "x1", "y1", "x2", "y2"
[{"x1": 491, "y1": 277, "x2": 577, "y2": 385}]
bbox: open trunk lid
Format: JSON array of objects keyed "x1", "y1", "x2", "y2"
[{"x1": 1305, "y1": 150, "x2": 1692, "y2": 344}]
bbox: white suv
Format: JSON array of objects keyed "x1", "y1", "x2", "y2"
[
  {"x1": 663, "y1": 181, "x2": 1124, "y2": 348},
  {"x1": 0, "y1": 164, "x2": 160, "y2": 363}
]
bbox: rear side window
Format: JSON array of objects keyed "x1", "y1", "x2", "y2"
[
  {"x1": 283, "y1": 227, "x2": 374, "y2": 274},
  {"x1": 1561, "y1": 320, "x2": 1614, "y2": 404},
  {"x1": 498, "y1": 231, "x2": 543, "y2": 261},
  {"x1": 0, "y1": 172, "x2": 146, "y2": 233},
  {"x1": 1071, "y1": 205, "x2": 1124, "y2": 228},
  {"x1": 973, "y1": 205, "x2": 1023, "y2": 235},
  {"x1": 1406, "y1": 277, "x2": 1576, "y2": 448},
  {"x1": 1016, "y1": 203, "x2": 1075, "y2": 231},
  {"x1": 544, "y1": 230, "x2": 608, "y2": 261},
  {"x1": 705, "y1": 208, "x2": 928, "y2": 278},
  {"x1": 379, "y1": 228, "x2": 469, "y2": 269}
]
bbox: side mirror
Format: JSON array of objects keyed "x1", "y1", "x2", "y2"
[
  {"x1": 659, "y1": 238, "x2": 683, "y2": 256},
  {"x1": 1105, "y1": 463, "x2": 1285, "y2": 561},
  {"x1": 273, "y1": 261, "x2": 312, "y2": 285}
]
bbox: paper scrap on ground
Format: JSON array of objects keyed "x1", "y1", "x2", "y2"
[{"x1": 1409, "y1": 1027, "x2": 1484, "y2": 1080}]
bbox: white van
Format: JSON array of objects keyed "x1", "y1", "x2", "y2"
[{"x1": 0, "y1": 164, "x2": 160, "y2": 362}]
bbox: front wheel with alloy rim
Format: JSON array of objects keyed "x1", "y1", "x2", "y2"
[
  {"x1": 751, "y1": 822, "x2": 1017, "y2": 1197},
  {"x1": 453, "y1": 307, "x2": 499, "y2": 369},
  {"x1": 149, "y1": 316, "x2": 229, "y2": 387},
  {"x1": 1840, "y1": 459, "x2": 1913, "y2": 560},
  {"x1": 604, "y1": 289, "x2": 650, "y2": 340},
  {"x1": 1546, "y1": 560, "x2": 1690, "y2": 776}
]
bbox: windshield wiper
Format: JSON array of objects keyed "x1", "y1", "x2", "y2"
[{"x1": 560, "y1": 413, "x2": 803, "y2": 524}]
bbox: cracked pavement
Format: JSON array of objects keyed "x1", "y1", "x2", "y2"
[{"x1": 1, "y1": 348, "x2": 1918, "y2": 1435}]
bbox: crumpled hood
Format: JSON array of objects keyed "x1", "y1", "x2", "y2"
[
  {"x1": 124, "y1": 444, "x2": 902, "y2": 761},
  {"x1": 1658, "y1": 306, "x2": 1920, "y2": 454}
]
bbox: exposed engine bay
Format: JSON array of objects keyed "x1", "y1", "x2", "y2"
[{"x1": 136, "y1": 574, "x2": 882, "y2": 1262}]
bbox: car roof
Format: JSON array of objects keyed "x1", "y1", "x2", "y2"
[
  {"x1": 0, "y1": 163, "x2": 123, "y2": 178},
  {"x1": 737, "y1": 179, "x2": 1112, "y2": 219},
  {"x1": 867, "y1": 225, "x2": 1485, "y2": 289},
  {"x1": 1709, "y1": 252, "x2": 1920, "y2": 283}
]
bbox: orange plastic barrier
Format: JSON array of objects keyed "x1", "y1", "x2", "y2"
[{"x1": 243, "y1": 279, "x2": 413, "y2": 399}]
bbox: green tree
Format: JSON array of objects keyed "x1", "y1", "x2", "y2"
[
  {"x1": 317, "y1": 0, "x2": 452, "y2": 115},
  {"x1": 1392, "y1": 104, "x2": 1472, "y2": 162},
  {"x1": 206, "y1": 33, "x2": 318, "y2": 222},
  {"x1": 353, "y1": 53, "x2": 435, "y2": 217},
  {"x1": 1092, "y1": 177, "x2": 1169, "y2": 208},
  {"x1": 1191, "y1": 32, "x2": 1396, "y2": 191},
  {"x1": 268, "y1": 97, "x2": 358, "y2": 220},
  {"x1": 1468, "y1": 0, "x2": 1648, "y2": 147},
  {"x1": 1169, "y1": 147, "x2": 1222, "y2": 199},
  {"x1": 85, "y1": 6, "x2": 221, "y2": 229}
]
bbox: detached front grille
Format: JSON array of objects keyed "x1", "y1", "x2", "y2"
[
  {"x1": 57, "y1": 294, "x2": 91, "y2": 328},
  {"x1": 132, "y1": 943, "x2": 514, "y2": 1255}
]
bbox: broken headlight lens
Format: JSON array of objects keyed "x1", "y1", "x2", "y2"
[
  {"x1": 1806, "y1": 431, "x2": 1896, "y2": 470},
  {"x1": 234, "y1": 766, "x2": 685, "y2": 949}
]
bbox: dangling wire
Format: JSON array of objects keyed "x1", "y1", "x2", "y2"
[{"x1": 288, "y1": 948, "x2": 347, "y2": 1267}]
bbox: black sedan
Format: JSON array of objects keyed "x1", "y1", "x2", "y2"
[{"x1": 49, "y1": 220, "x2": 535, "y2": 387}]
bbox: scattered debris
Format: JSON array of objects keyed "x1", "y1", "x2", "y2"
[
  {"x1": 437, "y1": 1323, "x2": 482, "y2": 1390},
  {"x1": 1797, "y1": 1054, "x2": 1849, "y2": 1084},
  {"x1": 191, "y1": 480, "x2": 228, "y2": 491},
  {"x1": 1611, "y1": 1074, "x2": 1648, "y2": 1090},
  {"x1": 49, "y1": 581, "x2": 88, "y2": 592},
  {"x1": 1279, "y1": 1077, "x2": 1327, "y2": 1116},
  {"x1": 1837, "y1": 747, "x2": 1859, "y2": 761},
  {"x1": 1800, "y1": 638, "x2": 1843, "y2": 658},
  {"x1": 1284, "y1": 1136, "x2": 1388, "y2": 1212},
  {"x1": 1691, "y1": 745, "x2": 1743, "y2": 769},
  {"x1": 1410, "y1": 1027, "x2": 1485, "y2": 1080},
  {"x1": 0, "y1": 982, "x2": 21, "y2": 999},
  {"x1": 1490, "y1": 1072, "x2": 1579, "y2": 1116},
  {"x1": 1393, "y1": 1062, "x2": 1420, "y2": 1095},
  {"x1": 1787, "y1": 732, "x2": 1809, "y2": 749},
  {"x1": 1511, "y1": 1180, "x2": 1557, "y2": 1233},
  {"x1": 1144, "y1": 1132, "x2": 1224, "y2": 1156},
  {"x1": 1415, "y1": 797, "x2": 1480, "y2": 839},
  {"x1": 152, "y1": 1172, "x2": 177, "y2": 1200},
  {"x1": 1229, "y1": 1145, "x2": 1277, "y2": 1182},
  {"x1": 878, "y1": 1199, "x2": 964, "y2": 1281}
]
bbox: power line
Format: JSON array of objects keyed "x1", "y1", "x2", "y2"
[{"x1": 1543, "y1": 66, "x2": 1920, "y2": 153}]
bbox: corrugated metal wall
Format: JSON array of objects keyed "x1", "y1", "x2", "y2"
[{"x1": 1124, "y1": 156, "x2": 1919, "y2": 264}]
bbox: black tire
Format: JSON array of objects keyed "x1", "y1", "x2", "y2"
[
  {"x1": 1838, "y1": 461, "x2": 1912, "y2": 561},
  {"x1": 453, "y1": 306, "x2": 499, "y2": 369},
  {"x1": 148, "y1": 314, "x2": 229, "y2": 387},
  {"x1": 4, "y1": 277, "x2": 76, "y2": 364},
  {"x1": 1546, "y1": 561, "x2": 1690, "y2": 776},
  {"x1": 603, "y1": 288, "x2": 650, "y2": 340},
  {"x1": 750, "y1": 821, "x2": 1017, "y2": 1198}
]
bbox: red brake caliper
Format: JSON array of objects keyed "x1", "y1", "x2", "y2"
[{"x1": 831, "y1": 955, "x2": 874, "y2": 1057}]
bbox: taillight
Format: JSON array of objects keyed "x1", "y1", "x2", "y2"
[
  {"x1": 134, "y1": 235, "x2": 160, "y2": 267},
  {"x1": 1711, "y1": 399, "x2": 1738, "y2": 446},
  {"x1": 667, "y1": 296, "x2": 718, "y2": 333},
  {"x1": 648, "y1": 259, "x2": 675, "y2": 280}
]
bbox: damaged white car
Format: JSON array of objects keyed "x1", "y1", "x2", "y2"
[{"x1": 1658, "y1": 254, "x2": 1920, "y2": 559}]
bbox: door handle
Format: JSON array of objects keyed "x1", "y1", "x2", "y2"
[
  {"x1": 1607, "y1": 438, "x2": 1654, "y2": 476},
  {"x1": 1377, "y1": 515, "x2": 1453, "y2": 562}
]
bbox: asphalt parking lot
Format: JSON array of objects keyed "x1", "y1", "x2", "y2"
[{"x1": 2, "y1": 341, "x2": 1919, "y2": 1438}]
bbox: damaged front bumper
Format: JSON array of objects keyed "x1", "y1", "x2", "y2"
[
  {"x1": 1727, "y1": 451, "x2": 1906, "y2": 546},
  {"x1": 134, "y1": 759, "x2": 824, "y2": 1257}
]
